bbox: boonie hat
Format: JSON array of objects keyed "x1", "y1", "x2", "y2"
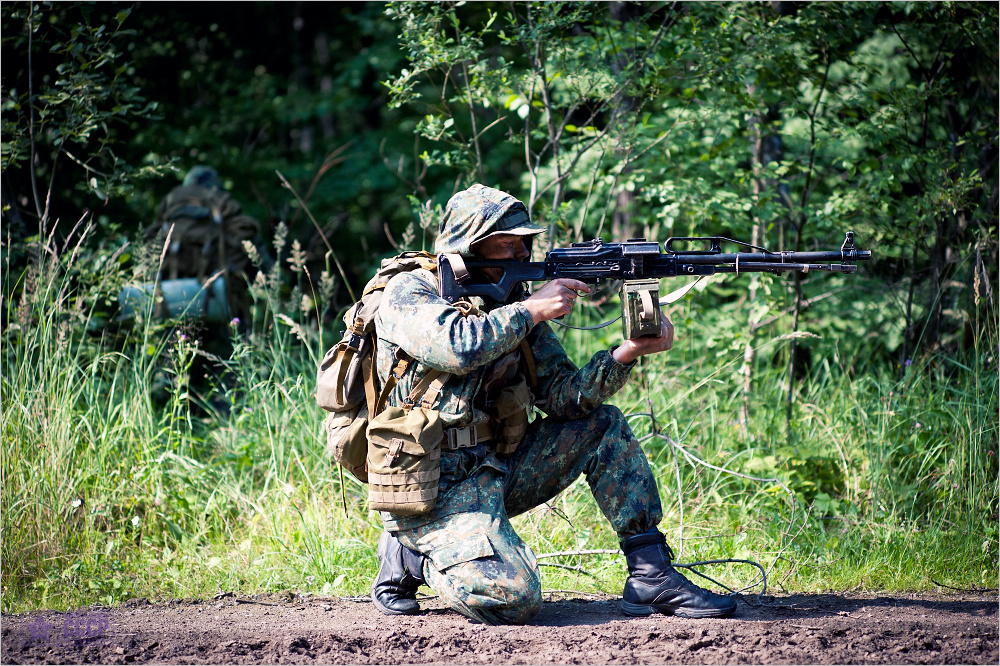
[{"x1": 483, "y1": 207, "x2": 546, "y2": 239}]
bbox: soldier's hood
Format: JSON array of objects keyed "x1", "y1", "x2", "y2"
[{"x1": 434, "y1": 184, "x2": 544, "y2": 256}]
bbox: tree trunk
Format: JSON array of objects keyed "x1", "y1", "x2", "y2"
[
  {"x1": 740, "y1": 108, "x2": 765, "y2": 438},
  {"x1": 741, "y1": 102, "x2": 783, "y2": 438}
]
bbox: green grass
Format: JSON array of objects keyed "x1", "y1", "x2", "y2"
[{"x1": 2, "y1": 232, "x2": 997, "y2": 613}]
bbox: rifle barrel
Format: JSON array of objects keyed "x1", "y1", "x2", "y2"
[
  {"x1": 672, "y1": 250, "x2": 872, "y2": 264},
  {"x1": 711, "y1": 262, "x2": 858, "y2": 274}
]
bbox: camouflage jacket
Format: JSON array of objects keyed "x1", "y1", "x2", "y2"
[
  {"x1": 374, "y1": 271, "x2": 635, "y2": 427},
  {"x1": 374, "y1": 183, "x2": 635, "y2": 429}
]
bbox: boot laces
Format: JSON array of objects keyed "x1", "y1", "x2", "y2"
[{"x1": 663, "y1": 545, "x2": 720, "y2": 598}]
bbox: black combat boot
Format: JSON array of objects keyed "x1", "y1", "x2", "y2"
[
  {"x1": 371, "y1": 530, "x2": 427, "y2": 616},
  {"x1": 621, "y1": 528, "x2": 737, "y2": 618}
]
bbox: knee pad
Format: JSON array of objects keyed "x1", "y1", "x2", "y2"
[{"x1": 477, "y1": 582, "x2": 542, "y2": 626}]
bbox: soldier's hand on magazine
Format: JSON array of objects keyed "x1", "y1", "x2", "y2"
[{"x1": 613, "y1": 316, "x2": 674, "y2": 364}]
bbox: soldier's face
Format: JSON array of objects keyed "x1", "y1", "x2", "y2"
[{"x1": 471, "y1": 233, "x2": 530, "y2": 283}]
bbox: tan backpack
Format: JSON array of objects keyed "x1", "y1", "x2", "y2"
[
  {"x1": 142, "y1": 184, "x2": 259, "y2": 321},
  {"x1": 317, "y1": 250, "x2": 538, "y2": 515},
  {"x1": 317, "y1": 251, "x2": 457, "y2": 514},
  {"x1": 145, "y1": 184, "x2": 259, "y2": 281}
]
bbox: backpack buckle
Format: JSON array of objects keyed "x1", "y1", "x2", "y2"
[
  {"x1": 345, "y1": 317, "x2": 366, "y2": 351},
  {"x1": 345, "y1": 332, "x2": 364, "y2": 352},
  {"x1": 445, "y1": 425, "x2": 478, "y2": 450}
]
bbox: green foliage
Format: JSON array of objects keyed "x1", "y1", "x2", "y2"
[
  {"x1": 385, "y1": 0, "x2": 677, "y2": 239},
  {"x1": 385, "y1": 1, "x2": 998, "y2": 364},
  {"x1": 1, "y1": 1, "x2": 997, "y2": 612},
  {"x1": 537, "y1": 299, "x2": 997, "y2": 594},
  {"x1": 118, "y1": 2, "x2": 420, "y2": 301},
  {"x1": 1, "y1": 3, "x2": 170, "y2": 223},
  {"x1": 1, "y1": 221, "x2": 377, "y2": 612}
]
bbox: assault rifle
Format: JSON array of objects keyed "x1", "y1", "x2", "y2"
[{"x1": 438, "y1": 232, "x2": 872, "y2": 337}]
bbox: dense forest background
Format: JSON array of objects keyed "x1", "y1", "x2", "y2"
[{"x1": 2, "y1": 1, "x2": 997, "y2": 612}]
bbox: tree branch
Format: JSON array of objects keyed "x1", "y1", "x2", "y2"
[{"x1": 27, "y1": 4, "x2": 43, "y2": 223}]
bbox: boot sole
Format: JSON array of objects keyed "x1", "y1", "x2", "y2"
[{"x1": 621, "y1": 599, "x2": 736, "y2": 619}]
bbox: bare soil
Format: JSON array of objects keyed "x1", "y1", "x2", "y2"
[{"x1": 2, "y1": 590, "x2": 997, "y2": 665}]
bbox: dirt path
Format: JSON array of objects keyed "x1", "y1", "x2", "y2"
[{"x1": 2, "y1": 590, "x2": 996, "y2": 664}]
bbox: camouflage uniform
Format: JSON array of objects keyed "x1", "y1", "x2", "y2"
[
  {"x1": 145, "y1": 167, "x2": 260, "y2": 281},
  {"x1": 373, "y1": 184, "x2": 663, "y2": 625}
]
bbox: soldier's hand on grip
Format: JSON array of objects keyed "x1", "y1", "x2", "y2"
[{"x1": 522, "y1": 279, "x2": 591, "y2": 324}]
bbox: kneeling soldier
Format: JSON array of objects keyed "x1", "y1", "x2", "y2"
[{"x1": 370, "y1": 184, "x2": 736, "y2": 624}]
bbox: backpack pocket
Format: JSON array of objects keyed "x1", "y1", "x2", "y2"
[
  {"x1": 325, "y1": 406, "x2": 370, "y2": 483},
  {"x1": 316, "y1": 333, "x2": 369, "y2": 413},
  {"x1": 366, "y1": 406, "x2": 444, "y2": 516}
]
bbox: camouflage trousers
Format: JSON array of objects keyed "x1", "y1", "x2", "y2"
[{"x1": 391, "y1": 404, "x2": 663, "y2": 625}]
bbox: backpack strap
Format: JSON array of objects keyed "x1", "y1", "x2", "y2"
[
  {"x1": 441, "y1": 253, "x2": 470, "y2": 282},
  {"x1": 409, "y1": 369, "x2": 451, "y2": 410},
  {"x1": 374, "y1": 351, "x2": 413, "y2": 415},
  {"x1": 331, "y1": 316, "x2": 368, "y2": 407},
  {"x1": 362, "y1": 346, "x2": 378, "y2": 417},
  {"x1": 519, "y1": 339, "x2": 538, "y2": 389},
  {"x1": 371, "y1": 346, "x2": 452, "y2": 414}
]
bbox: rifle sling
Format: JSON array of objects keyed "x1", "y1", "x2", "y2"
[{"x1": 518, "y1": 339, "x2": 537, "y2": 389}]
